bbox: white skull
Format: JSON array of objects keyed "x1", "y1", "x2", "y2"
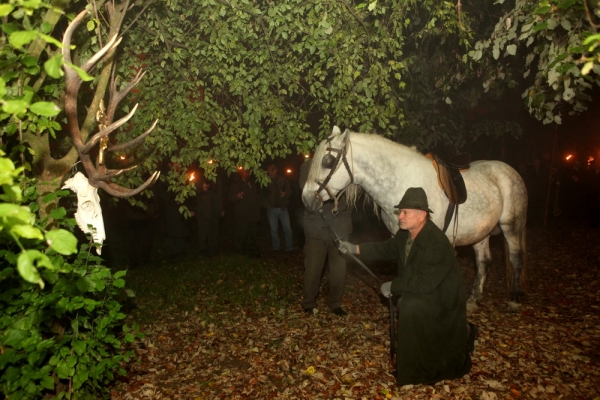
[{"x1": 62, "y1": 172, "x2": 106, "y2": 255}]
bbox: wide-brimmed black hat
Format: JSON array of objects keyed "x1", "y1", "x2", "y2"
[{"x1": 394, "y1": 187, "x2": 434, "y2": 213}]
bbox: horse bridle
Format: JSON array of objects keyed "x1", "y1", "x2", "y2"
[{"x1": 314, "y1": 131, "x2": 354, "y2": 214}]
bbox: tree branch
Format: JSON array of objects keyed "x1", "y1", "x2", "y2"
[
  {"x1": 122, "y1": 0, "x2": 158, "y2": 37},
  {"x1": 583, "y1": 0, "x2": 600, "y2": 31}
]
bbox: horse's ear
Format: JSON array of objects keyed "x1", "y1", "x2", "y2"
[
  {"x1": 343, "y1": 129, "x2": 350, "y2": 138},
  {"x1": 332, "y1": 126, "x2": 341, "y2": 135}
]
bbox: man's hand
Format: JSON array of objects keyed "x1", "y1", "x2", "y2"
[
  {"x1": 338, "y1": 240, "x2": 358, "y2": 254},
  {"x1": 380, "y1": 281, "x2": 392, "y2": 298}
]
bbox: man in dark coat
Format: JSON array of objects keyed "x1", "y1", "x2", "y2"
[
  {"x1": 228, "y1": 168, "x2": 262, "y2": 257},
  {"x1": 299, "y1": 159, "x2": 352, "y2": 316},
  {"x1": 195, "y1": 175, "x2": 224, "y2": 256},
  {"x1": 340, "y1": 187, "x2": 475, "y2": 385}
]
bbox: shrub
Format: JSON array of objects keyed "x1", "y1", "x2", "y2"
[{"x1": 0, "y1": 152, "x2": 139, "y2": 399}]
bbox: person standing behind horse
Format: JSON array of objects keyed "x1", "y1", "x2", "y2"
[
  {"x1": 228, "y1": 167, "x2": 262, "y2": 257},
  {"x1": 300, "y1": 159, "x2": 352, "y2": 316},
  {"x1": 263, "y1": 164, "x2": 294, "y2": 253},
  {"x1": 339, "y1": 187, "x2": 476, "y2": 385},
  {"x1": 195, "y1": 175, "x2": 224, "y2": 257}
]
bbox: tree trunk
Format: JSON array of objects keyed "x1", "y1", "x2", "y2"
[{"x1": 25, "y1": 0, "x2": 130, "y2": 223}]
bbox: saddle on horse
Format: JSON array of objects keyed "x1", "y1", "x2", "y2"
[{"x1": 426, "y1": 153, "x2": 471, "y2": 233}]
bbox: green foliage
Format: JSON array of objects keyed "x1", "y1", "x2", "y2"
[
  {"x1": 114, "y1": 0, "x2": 472, "y2": 192},
  {"x1": 0, "y1": 0, "x2": 67, "y2": 117},
  {"x1": 0, "y1": 0, "x2": 70, "y2": 176},
  {"x1": 391, "y1": 0, "x2": 482, "y2": 151},
  {"x1": 1, "y1": 0, "x2": 597, "y2": 211},
  {"x1": 466, "y1": 0, "x2": 600, "y2": 124},
  {"x1": 0, "y1": 152, "x2": 140, "y2": 399},
  {"x1": 1, "y1": 250, "x2": 137, "y2": 399}
]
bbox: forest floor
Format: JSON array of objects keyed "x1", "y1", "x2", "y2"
[{"x1": 110, "y1": 217, "x2": 600, "y2": 400}]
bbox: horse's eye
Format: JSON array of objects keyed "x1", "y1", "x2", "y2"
[{"x1": 321, "y1": 154, "x2": 336, "y2": 169}]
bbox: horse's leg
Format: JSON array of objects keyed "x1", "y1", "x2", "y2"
[
  {"x1": 467, "y1": 236, "x2": 492, "y2": 315},
  {"x1": 503, "y1": 228, "x2": 526, "y2": 309}
]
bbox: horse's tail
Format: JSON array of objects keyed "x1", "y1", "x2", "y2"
[{"x1": 504, "y1": 228, "x2": 527, "y2": 291}]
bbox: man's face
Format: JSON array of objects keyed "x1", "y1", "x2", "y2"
[
  {"x1": 397, "y1": 208, "x2": 426, "y2": 231},
  {"x1": 267, "y1": 166, "x2": 277, "y2": 178}
]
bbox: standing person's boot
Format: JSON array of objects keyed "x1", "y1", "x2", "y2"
[{"x1": 467, "y1": 322, "x2": 478, "y2": 353}]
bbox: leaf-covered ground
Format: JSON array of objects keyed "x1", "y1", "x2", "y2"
[{"x1": 111, "y1": 219, "x2": 600, "y2": 399}]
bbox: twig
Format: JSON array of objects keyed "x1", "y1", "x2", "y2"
[
  {"x1": 122, "y1": 0, "x2": 158, "y2": 37},
  {"x1": 583, "y1": 0, "x2": 600, "y2": 31},
  {"x1": 92, "y1": 0, "x2": 104, "y2": 48},
  {"x1": 456, "y1": 0, "x2": 465, "y2": 31}
]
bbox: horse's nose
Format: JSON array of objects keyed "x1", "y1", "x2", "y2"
[{"x1": 302, "y1": 193, "x2": 323, "y2": 211}]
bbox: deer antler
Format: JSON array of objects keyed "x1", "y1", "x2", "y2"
[{"x1": 62, "y1": 9, "x2": 159, "y2": 198}]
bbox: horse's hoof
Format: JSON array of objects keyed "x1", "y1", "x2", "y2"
[{"x1": 505, "y1": 301, "x2": 521, "y2": 313}]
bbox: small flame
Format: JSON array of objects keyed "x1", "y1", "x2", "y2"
[
  {"x1": 588, "y1": 156, "x2": 595, "y2": 163},
  {"x1": 304, "y1": 154, "x2": 310, "y2": 159},
  {"x1": 566, "y1": 155, "x2": 572, "y2": 161},
  {"x1": 286, "y1": 168, "x2": 292, "y2": 174},
  {"x1": 237, "y1": 166, "x2": 243, "y2": 170},
  {"x1": 119, "y1": 155, "x2": 126, "y2": 160},
  {"x1": 189, "y1": 172, "x2": 196, "y2": 182},
  {"x1": 208, "y1": 159, "x2": 214, "y2": 164}
]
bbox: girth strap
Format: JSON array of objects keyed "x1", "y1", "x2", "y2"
[{"x1": 442, "y1": 202, "x2": 455, "y2": 234}]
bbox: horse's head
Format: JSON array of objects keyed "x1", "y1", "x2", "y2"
[{"x1": 301, "y1": 126, "x2": 354, "y2": 211}]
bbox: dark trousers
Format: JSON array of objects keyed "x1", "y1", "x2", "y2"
[
  {"x1": 235, "y1": 220, "x2": 259, "y2": 255},
  {"x1": 302, "y1": 237, "x2": 347, "y2": 310}
]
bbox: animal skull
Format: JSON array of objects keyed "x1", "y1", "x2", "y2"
[{"x1": 62, "y1": 172, "x2": 106, "y2": 254}]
